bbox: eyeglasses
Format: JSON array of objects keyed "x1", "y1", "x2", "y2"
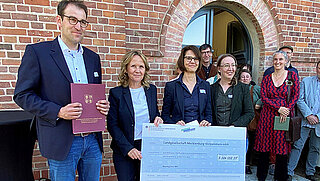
[
  {"x1": 62, "y1": 15, "x2": 89, "y2": 28},
  {"x1": 184, "y1": 56, "x2": 199, "y2": 62},
  {"x1": 201, "y1": 50, "x2": 213, "y2": 54},
  {"x1": 220, "y1": 64, "x2": 237, "y2": 68}
]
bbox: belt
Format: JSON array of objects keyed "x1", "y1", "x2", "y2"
[{"x1": 74, "y1": 132, "x2": 92, "y2": 137}]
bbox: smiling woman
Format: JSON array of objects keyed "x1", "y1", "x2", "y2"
[
  {"x1": 161, "y1": 45, "x2": 212, "y2": 127},
  {"x1": 107, "y1": 50, "x2": 163, "y2": 181},
  {"x1": 254, "y1": 51, "x2": 300, "y2": 181},
  {"x1": 210, "y1": 53, "x2": 254, "y2": 175},
  {"x1": 210, "y1": 53, "x2": 253, "y2": 127}
]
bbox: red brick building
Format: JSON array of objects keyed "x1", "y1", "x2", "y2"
[{"x1": 0, "y1": 0, "x2": 319, "y2": 180}]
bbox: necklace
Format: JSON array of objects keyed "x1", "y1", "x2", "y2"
[
  {"x1": 273, "y1": 70, "x2": 286, "y2": 79},
  {"x1": 272, "y1": 70, "x2": 287, "y2": 87}
]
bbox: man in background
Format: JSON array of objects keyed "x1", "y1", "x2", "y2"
[
  {"x1": 287, "y1": 61, "x2": 320, "y2": 181},
  {"x1": 197, "y1": 44, "x2": 217, "y2": 80}
]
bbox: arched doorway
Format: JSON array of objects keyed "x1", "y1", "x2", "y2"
[
  {"x1": 161, "y1": 0, "x2": 279, "y2": 83},
  {"x1": 182, "y1": 6, "x2": 252, "y2": 66}
]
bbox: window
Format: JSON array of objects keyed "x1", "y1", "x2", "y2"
[
  {"x1": 182, "y1": 6, "x2": 252, "y2": 65},
  {"x1": 182, "y1": 15, "x2": 206, "y2": 47}
]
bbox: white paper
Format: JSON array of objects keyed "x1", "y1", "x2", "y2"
[{"x1": 141, "y1": 124, "x2": 246, "y2": 181}]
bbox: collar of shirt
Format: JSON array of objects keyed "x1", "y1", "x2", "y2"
[
  {"x1": 177, "y1": 72, "x2": 201, "y2": 85},
  {"x1": 202, "y1": 64, "x2": 212, "y2": 71},
  {"x1": 58, "y1": 36, "x2": 83, "y2": 55}
]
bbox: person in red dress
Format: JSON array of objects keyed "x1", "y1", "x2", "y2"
[{"x1": 254, "y1": 50, "x2": 299, "y2": 181}]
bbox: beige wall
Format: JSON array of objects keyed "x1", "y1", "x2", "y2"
[{"x1": 213, "y1": 11, "x2": 238, "y2": 57}]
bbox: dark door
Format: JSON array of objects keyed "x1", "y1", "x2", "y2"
[{"x1": 226, "y1": 21, "x2": 251, "y2": 65}]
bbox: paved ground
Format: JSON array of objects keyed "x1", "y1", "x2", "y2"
[{"x1": 245, "y1": 166, "x2": 310, "y2": 181}]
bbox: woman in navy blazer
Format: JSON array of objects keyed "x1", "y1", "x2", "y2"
[
  {"x1": 162, "y1": 45, "x2": 212, "y2": 126},
  {"x1": 107, "y1": 51, "x2": 163, "y2": 181}
]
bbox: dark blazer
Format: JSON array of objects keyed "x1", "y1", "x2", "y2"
[
  {"x1": 211, "y1": 81, "x2": 254, "y2": 127},
  {"x1": 161, "y1": 74, "x2": 212, "y2": 124},
  {"x1": 14, "y1": 37, "x2": 103, "y2": 161},
  {"x1": 107, "y1": 84, "x2": 160, "y2": 157}
]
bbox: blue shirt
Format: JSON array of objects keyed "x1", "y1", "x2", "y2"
[
  {"x1": 130, "y1": 86, "x2": 150, "y2": 140},
  {"x1": 177, "y1": 74, "x2": 200, "y2": 123},
  {"x1": 58, "y1": 36, "x2": 88, "y2": 84},
  {"x1": 301, "y1": 76, "x2": 320, "y2": 129}
]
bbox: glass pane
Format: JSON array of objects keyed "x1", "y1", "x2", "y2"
[
  {"x1": 182, "y1": 15, "x2": 206, "y2": 47},
  {"x1": 232, "y1": 27, "x2": 244, "y2": 52}
]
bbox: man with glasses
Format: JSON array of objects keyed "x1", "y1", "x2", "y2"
[
  {"x1": 197, "y1": 44, "x2": 218, "y2": 80},
  {"x1": 263, "y1": 45, "x2": 299, "y2": 77},
  {"x1": 14, "y1": 0, "x2": 108, "y2": 180}
]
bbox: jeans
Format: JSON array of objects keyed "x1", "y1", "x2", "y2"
[
  {"x1": 48, "y1": 134, "x2": 102, "y2": 181},
  {"x1": 288, "y1": 126, "x2": 320, "y2": 176}
]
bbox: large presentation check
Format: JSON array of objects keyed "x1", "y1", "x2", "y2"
[{"x1": 141, "y1": 124, "x2": 246, "y2": 181}]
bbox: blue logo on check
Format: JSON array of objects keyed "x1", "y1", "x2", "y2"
[{"x1": 181, "y1": 127, "x2": 195, "y2": 132}]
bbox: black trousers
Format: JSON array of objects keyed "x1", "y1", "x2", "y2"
[
  {"x1": 113, "y1": 140, "x2": 142, "y2": 181},
  {"x1": 246, "y1": 130, "x2": 256, "y2": 165},
  {"x1": 256, "y1": 152, "x2": 288, "y2": 181}
]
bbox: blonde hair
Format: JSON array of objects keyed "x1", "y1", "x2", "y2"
[{"x1": 118, "y1": 50, "x2": 150, "y2": 88}]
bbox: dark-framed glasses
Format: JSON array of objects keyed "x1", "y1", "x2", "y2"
[
  {"x1": 184, "y1": 56, "x2": 199, "y2": 62},
  {"x1": 62, "y1": 15, "x2": 89, "y2": 28},
  {"x1": 201, "y1": 50, "x2": 213, "y2": 54}
]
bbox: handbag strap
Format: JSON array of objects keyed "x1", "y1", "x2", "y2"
[
  {"x1": 286, "y1": 71, "x2": 297, "y2": 116},
  {"x1": 250, "y1": 85, "x2": 254, "y2": 103},
  {"x1": 286, "y1": 71, "x2": 292, "y2": 104}
]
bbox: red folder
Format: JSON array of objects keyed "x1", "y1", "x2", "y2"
[{"x1": 71, "y1": 83, "x2": 106, "y2": 134}]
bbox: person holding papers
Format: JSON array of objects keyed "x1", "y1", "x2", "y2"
[
  {"x1": 210, "y1": 54, "x2": 254, "y2": 127},
  {"x1": 161, "y1": 45, "x2": 212, "y2": 126},
  {"x1": 14, "y1": 1, "x2": 108, "y2": 180},
  {"x1": 254, "y1": 50, "x2": 299, "y2": 181},
  {"x1": 107, "y1": 51, "x2": 163, "y2": 181}
]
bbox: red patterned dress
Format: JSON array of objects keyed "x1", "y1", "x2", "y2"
[{"x1": 254, "y1": 71, "x2": 299, "y2": 155}]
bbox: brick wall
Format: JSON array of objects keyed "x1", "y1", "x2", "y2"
[{"x1": 0, "y1": 0, "x2": 319, "y2": 180}]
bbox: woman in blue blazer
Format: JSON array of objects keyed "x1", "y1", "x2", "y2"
[
  {"x1": 162, "y1": 45, "x2": 212, "y2": 126},
  {"x1": 107, "y1": 51, "x2": 163, "y2": 181}
]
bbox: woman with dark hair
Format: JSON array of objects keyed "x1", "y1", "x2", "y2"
[
  {"x1": 161, "y1": 45, "x2": 212, "y2": 126},
  {"x1": 239, "y1": 69, "x2": 262, "y2": 110},
  {"x1": 107, "y1": 50, "x2": 163, "y2": 181},
  {"x1": 238, "y1": 63, "x2": 253, "y2": 72},
  {"x1": 237, "y1": 63, "x2": 256, "y2": 85},
  {"x1": 210, "y1": 54, "x2": 254, "y2": 127},
  {"x1": 254, "y1": 50, "x2": 299, "y2": 181}
]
